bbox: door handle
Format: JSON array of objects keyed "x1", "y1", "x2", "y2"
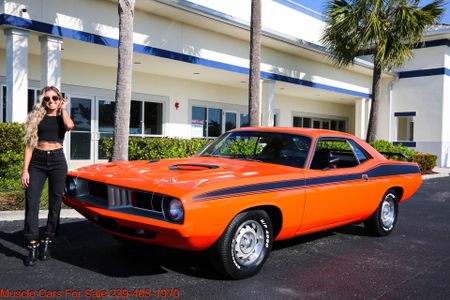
[{"x1": 362, "y1": 174, "x2": 369, "y2": 182}]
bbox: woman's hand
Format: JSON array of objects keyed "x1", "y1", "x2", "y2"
[
  {"x1": 59, "y1": 98, "x2": 69, "y2": 110},
  {"x1": 21, "y1": 170, "x2": 30, "y2": 188}
]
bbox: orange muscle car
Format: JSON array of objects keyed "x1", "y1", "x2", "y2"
[{"x1": 64, "y1": 127, "x2": 422, "y2": 279}]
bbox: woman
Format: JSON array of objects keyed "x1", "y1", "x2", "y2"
[{"x1": 21, "y1": 86, "x2": 74, "y2": 266}]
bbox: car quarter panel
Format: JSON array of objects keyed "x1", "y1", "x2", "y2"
[{"x1": 299, "y1": 159, "x2": 421, "y2": 234}]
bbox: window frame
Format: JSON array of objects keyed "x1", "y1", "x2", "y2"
[{"x1": 308, "y1": 136, "x2": 371, "y2": 170}]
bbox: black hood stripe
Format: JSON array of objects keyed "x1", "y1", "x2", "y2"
[{"x1": 192, "y1": 164, "x2": 420, "y2": 202}]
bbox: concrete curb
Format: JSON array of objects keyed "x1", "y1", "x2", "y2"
[
  {"x1": 422, "y1": 173, "x2": 450, "y2": 180},
  {"x1": 422, "y1": 167, "x2": 450, "y2": 180},
  {"x1": 0, "y1": 209, "x2": 85, "y2": 222}
]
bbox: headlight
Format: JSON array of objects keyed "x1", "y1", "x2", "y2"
[
  {"x1": 163, "y1": 198, "x2": 184, "y2": 223},
  {"x1": 65, "y1": 177, "x2": 78, "y2": 196}
]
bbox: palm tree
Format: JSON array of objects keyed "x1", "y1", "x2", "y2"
[
  {"x1": 249, "y1": 0, "x2": 262, "y2": 127},
  {"x1": 322, "y1": 0, "x2": 444, "y2": 141},
  {"x1": 112, "y1": 0, "x2": 135, "y2": 161}
]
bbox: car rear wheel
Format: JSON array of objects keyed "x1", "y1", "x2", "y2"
[
  {"x1": 211, "y1": 210, "x2": 273, "y2": 279},
  {"x1": 364, "y1": 190, "x2": 399, "y2": 236}
]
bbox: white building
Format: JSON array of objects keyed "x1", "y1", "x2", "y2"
[{"x1": 0, "y1": 0, "x2": 448, "y2": 169}]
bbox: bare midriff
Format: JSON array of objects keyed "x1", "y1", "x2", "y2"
[{"x1": 36, "y1": 141, "x2": 63, "y2": 151}]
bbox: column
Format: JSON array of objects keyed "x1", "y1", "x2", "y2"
[
  {"x1": 355, "y1": 98, "x2": 368, "y2": 139},
  {"x1": 261, "y1": 80, "x2": 275, "y2": 126},
  {"x1": 4, "y1": 28, "x2": 29, "y2": 122},
  {"x1": 39, "y1": 35, "x2": 63, "y2": 89}
]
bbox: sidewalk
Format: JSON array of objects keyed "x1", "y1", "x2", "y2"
[
  {"x1": 0, "y1": 209, "x2": 85, "y2": 222},
  {"x1": 422, "y1": 167, "x2": 450, "y2": 180}
]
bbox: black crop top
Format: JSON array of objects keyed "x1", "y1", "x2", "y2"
[{"x1": 37, "y1": 115, "x2": 67, "y2": 144}]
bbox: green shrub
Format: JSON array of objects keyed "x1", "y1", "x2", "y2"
[
  {"x1": 412, "y1": 153, "x2": 437, "y2": 173},
  {"x1": 100, "y1": 137, "x2": 211, "y2": 160},
  {"x1": 0, "y1": 122, "x2": 50, "y2": 210},
  {"x1": 369, "y1": 140, "x2": 417, "y2": 160}
]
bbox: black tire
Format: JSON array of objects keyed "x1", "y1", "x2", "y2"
[
  {"x1": 364, "y1": 190, "x2": 399, "y2": 236},
  {"x1": 210, "y1": 210, "x2": 273, "y2": 279}
]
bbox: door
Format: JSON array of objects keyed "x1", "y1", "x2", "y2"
[
  {"x1": 68, "y1": 96, "x2": 94, "y2": 169},
  {"x1": 298, "y1": 138, "x2": 370, "y2": 233}
]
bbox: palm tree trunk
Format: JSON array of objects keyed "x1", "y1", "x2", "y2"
[
  {"x1": 366, "y1": 53, "x2": 381, "y2": 142},
  {"x1": 112, "y1": 0, "x2": 135, "y2": 161},
  {"x1": 249, "y1": 0, "x2": 261, "y2": 127}
]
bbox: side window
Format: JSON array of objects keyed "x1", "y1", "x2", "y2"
[
  {"x1": 310, "y1": 138, "x2": 359, "y2": 170},
  {"x1": 348, "y1": 139, "x2": 371, "y2": 164}
]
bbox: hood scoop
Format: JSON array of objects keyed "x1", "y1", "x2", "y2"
[{"x1": 169, "y1": 163, "x2": 219, "y2": 171}]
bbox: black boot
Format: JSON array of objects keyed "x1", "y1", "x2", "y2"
[
  {"x1": 25, "y1": 242, "x2": 39, "y2": 266},
  {"x1": 39, "y1": 238, "x2": 52, "y2": 261}
]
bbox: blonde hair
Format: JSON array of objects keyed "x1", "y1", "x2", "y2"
[{"x1": 24, "y1": 86, "x2": 64, "y2": 148}]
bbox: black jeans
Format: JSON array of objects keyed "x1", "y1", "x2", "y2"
[{"x1": 24, "y1": 148, "x2": 68, "y2": 242}]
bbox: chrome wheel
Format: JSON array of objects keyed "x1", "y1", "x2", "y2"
[
  {"x1": 232, "y1": 220, "x2": 265, "y2": 267},
  {"x1": 381, "y1": 194, "x2": 396, "y2": 230}
]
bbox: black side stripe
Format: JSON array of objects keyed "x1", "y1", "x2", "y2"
[{"x1": 192, "y1": 164, "x2": 420, "y2": 201}]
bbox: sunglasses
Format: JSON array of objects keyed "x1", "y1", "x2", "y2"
[{"x1": 43, "y1": 95, "x2": 60, "y2": 102}]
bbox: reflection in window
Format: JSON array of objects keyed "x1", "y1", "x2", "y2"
[
  {"x1": 130, "y1": 100, "x2": 142, "y2": 134},
  {"x1": 28, "y1": 89, "x2": 36, "y2": 113},
  {"x1": 397, "y1": 116, "x2": 414, "y2": 141},
  {"x1": 98, "y1": 100, "x2": 115, "y2": 133},
  {"x1": 192, "y1": 106, "x2": 207, "y2": 138},
  {"x1": 71, "y1": 98, "x2": 92, "y2": 132},
  {"x1": 2, "y1": 86, "x2": 6, "y2": 122},
  {"x1": 240, "y1": 113, "x2": 249, "y2": 127},
  {"x1": 70, "y1": 132, "x2": 91, "y2": 160},
  {"x1": 208, "y1": 108, "x2": 222, "y2": 137},
  {"x1": 144, "y1": 102, "x2": 163, "y2": 135},
  {"x1": 225, "y1": 112, "x2": 237, "y2": 131}
]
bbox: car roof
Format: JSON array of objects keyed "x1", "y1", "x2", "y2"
[{"x1": 230, "y1": 127, "x2": 356, "y2": 139}]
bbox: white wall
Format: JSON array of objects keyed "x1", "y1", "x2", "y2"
[
  {"x1": 3, "y1": 0, "x2": 372, "y2": 97},
  {"x1": 277, "y1": 94, "x2": 354, "y2": 131},
  {"x1": 187, "y1": 0, "x2": 325, "y2": 45}
]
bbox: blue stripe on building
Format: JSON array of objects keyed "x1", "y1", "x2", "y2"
[
  {"x1": 394, "y1": 112, "x2": 416, "y2": 117},
  {"x1": 398, "y1": 68, "x2": 450, "y2": 79},
  {"x1": 0, "y1": 13, "x2": 371, "y2": 99}
]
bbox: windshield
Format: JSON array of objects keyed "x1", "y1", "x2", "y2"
[{"x1": 197, "y1": 131, "x2": 312, "y2": 168}]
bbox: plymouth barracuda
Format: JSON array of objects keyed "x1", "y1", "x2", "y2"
[{"x1": 64, "y1": 127, "x2": 422, "y2": 279}]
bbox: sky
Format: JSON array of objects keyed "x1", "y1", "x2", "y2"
[{"x1": 298, "y1": 0, "x2": 450, "y2": 24}]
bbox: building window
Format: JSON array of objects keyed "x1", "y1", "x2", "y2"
[
  {"x1": 208, "y1": 108, "x2": 222, "y2": 137},
  {"x1": 144, "y1": 102, "x2": 163, "y2": 135},
  {"x1": 1, "y1": 86, "x2": 6, "y2": 122},
  {"x1": 192, "y1": 106, "x2": 247, "y2": 138},
  {"x1": 395, "y1": 112, "x2": 415, "y2": 142},
  {"x1": 293, "y1": 115, "x2": 346, "y2": 132},
  {"x1": 240, "y1": 113, "x2": 249, "y2": 128}
]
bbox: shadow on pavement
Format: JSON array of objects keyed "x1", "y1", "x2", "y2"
[
  {"x1": 0, "y1": 219, "x2": 221, "y2": 280},
  {"x1": 0, "y1": 219, "x2": 371, "y2": 279}
]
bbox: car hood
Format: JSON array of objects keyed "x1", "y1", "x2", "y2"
[{"x1": 69, "y1": 156, "x2": 304, "y2": 199}]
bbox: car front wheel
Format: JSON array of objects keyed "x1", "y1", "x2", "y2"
[
  {"x1": 364, "y1": 190, "x2": 399, "y2": 236},
  {"x1": 211, "y1": 210, "x2": 273, "y2": 279}
]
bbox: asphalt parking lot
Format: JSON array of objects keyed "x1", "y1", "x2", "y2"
[{"x1": 0, "y1": 177, "x2": 449, "y2": 299}]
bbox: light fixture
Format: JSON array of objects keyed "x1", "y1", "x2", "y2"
[
  {"x1": 193, "y1": 72, "x2": 200, "y2": 75},
  {"x1": 133, "y1": 61, "x2": 141, "y2": 65}
]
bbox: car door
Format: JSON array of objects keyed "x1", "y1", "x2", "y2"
[{"x1": 298, "y1": 137, "x2": 374, "y2": 233}]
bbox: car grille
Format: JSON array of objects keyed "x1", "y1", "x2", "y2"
[{"x1": 80, "y1": 180, "x2": 164, "y2": 215}]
